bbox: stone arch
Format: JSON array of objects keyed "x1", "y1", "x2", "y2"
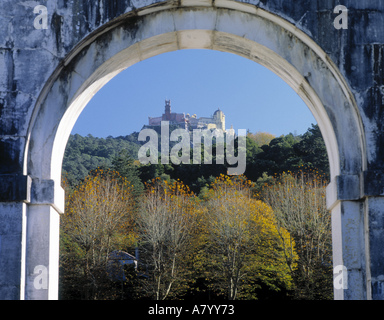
[
  {"x1": 26, "y1": 5, "x2": 366, "y2": 184},
  {"x1": 21, "y1": 2, "x2": 369, "y2": 300}
]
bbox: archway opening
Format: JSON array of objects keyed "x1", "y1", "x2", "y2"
[
  {"x1": 60, "y1": 48, "x2": 332, "y2": 300},
  {"x1": 25, "y1": 5, "x2": 366, "y2": 300},
  {"x1": 64, "y1": 48, "x2": 320, "y2": 182}
]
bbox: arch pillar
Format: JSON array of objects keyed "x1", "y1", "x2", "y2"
[
  {"x1": 361, "y1": 171, "x2": 384, "y2": 300},
  {"x1": 0, "y1": 177, "x2": 63, "y2": 300},
  {"x1": 327, "y1": 173, "x2": 384, "y2": 300},
  {"x1": 0, "y1": 202, "x2": 27, "y2": 300},
  {"x1": 327, "y1": 175, "x2": 367, "y2": 300},
  {"x1": 24, "y1": 203, "x2": 61, "y2": 300},
  {"x1": 330, "y1": 200, "x2": 368, "y2": 300}
]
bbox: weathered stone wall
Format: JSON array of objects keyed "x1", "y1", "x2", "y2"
[
  {"x1": 1, "y1": 0, "x2": 384, "y2": 300},
  {"x1": 1, "y1": 0, "x2": 383, "y2": 179}
]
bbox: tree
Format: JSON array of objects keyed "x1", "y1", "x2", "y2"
[
  {"x1": 60, "y1": 168, "x2": 137, "y2": 300},
  {"x1": 62, "y1": 133, "x2": 141, "y2": 185},
  {"x1": 112, "y1": 149, "x2": 144, "y2": 196},
  {"x1": 137, "y1": 178, "x2": 197, "y2": 300},
  {"x1": 261, "y1": 171, "x2": 333, "y2": 299},
  {"x1": 204, "y1": 174, "x2": 296, "y2": 300},
  {"x1": 294, "y1": 124, "x2": 329, "y2": 177},
  {"x1": 245, "y1": 126, "x2": 329, "y2": 183},
  {"x1": 247, "y1": 131, "x2": 276, "y2": 147}
]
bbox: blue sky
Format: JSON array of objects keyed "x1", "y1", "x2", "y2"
[{"x1": 72, "y1": 49, "x2": 316, "y2": 138}]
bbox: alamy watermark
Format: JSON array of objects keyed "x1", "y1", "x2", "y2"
[
  {"x1": 33, "y1": 265, "x2": 48, "y2": 290},
  {"x1": 32, "y1": 4, "x2": 348, "y2": 30},
  {"x1": 334, "y1": 265, "x2": 348, "y2": 290},
  {"x1": 333, "y1": 5, "x2": 348, "y2": 30},
  {"x1": 33, "y1": 5, "x2": 48, "y2": 30},
  {"x1": 138, "y1": 121, "x2": 246, "y2": 175}
]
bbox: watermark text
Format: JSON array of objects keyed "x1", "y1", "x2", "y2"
[
  {"x1": 33, "y1": 5, "x2": 48, "y2": 30},
  {"x1": 33, "y1": 265, "x2": 48, "y2": 290},
  {"x1": 138, "y1": 122, "x2": 246, "y2": 175},
  {"x1": 334, "y1": 265, "x2": 348, "y2": 290},
  {"x1": 334, "y1": 5, "x2": 348, "y2": 30}
]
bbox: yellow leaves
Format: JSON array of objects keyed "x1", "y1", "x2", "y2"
[
  {"x1": 62, "y1": 167, "x2": 138, "y2": 261},
  {"x1": 200, "y1": 175, "x2": 297, "y2": 298},
  {"x1": 260, "y1": 170, "x2": 331, "y2": 290}
]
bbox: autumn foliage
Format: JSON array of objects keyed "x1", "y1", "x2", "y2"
[
  {"x1": 261, "y1": 170, "x2": 333, "y2": 299},
  {"x1": 60, "y1": 167, "x2": 332, "y2": 300},
  {"x1": 60, "y1": 169, "x2": 138, "y2": 299},
  {"x1": 201, "y1": 174, "x2": 296, "y2": 299},
  {"x1": 137, "y1": 178, "x2": 199, "y2": 300}
]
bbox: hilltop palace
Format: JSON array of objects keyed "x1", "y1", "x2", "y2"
[
  {"x1": 138, "y1": 100, "x2": 245, "y2": 174},
  {"x1": 146, "y1": 100, "x2": 226, "y2": 132}
]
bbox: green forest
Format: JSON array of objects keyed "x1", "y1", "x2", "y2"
[
  {"x1": 63, "y1": 124, "x2": 329, "y2": 192},
  {"x1": 60, "y1": 124, "x2": 332, "y2": 300}
]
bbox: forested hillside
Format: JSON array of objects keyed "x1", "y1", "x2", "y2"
[
  {"x1": 62, "y1": 132, "x2": 142, "y2": 186},
  {"x1": 60, "y1": 124, "x2": 332, "y2": 300},
  {"x1": 62, "y1": 124, "x2": 329, "y2": 191}
]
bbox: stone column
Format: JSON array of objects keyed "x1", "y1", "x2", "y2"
[
  {"x1": 0, "y1": 176, "x2": 63, "y2": 300},
  {"x1": 24, "y1": 204, "x2": 61, "y2": 300},
  {"x1": 0, "y1": 202, "x2": 27, "y2": 300},
  {"x1": 363, "y1": 171, "x2": 384, "y2": 300},
  {"x1": 0, "y1": 175, "x2": 31, "y2": 300},
  {"x1": 364, "y1": 197, "x2": 384, "y2": 300},
  {"x1": 330, "y1": 200, "x2": 368, "y2": 300},
  {"x1": 24, "y1": 179, "x2": 64, "y2": 300},
  {"x1": 328, "y1": 173, "x2": 384, "y2": 300},
  {"x1": 327, "y1": 175, "x2": 369, "y2": 300}
]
